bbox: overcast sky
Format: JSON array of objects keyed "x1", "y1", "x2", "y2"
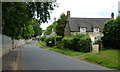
[{"x1": 40, "y1": 0, "x2": 120, "y2": 30}]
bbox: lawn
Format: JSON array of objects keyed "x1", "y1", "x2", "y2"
[
  {"x1": 81, "y1": 49, "x2": 119, "y2": 70},
  {"x1": 36, "y1": 42, "x2": 119, "y2": 70}
]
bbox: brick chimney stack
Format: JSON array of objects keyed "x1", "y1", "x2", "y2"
[
  {"x1": 67, "y1": 11, "x2": 70, "y2": 19},
  {"x1": 111, "y1": 12, "x2": 114, "y2": 19}
]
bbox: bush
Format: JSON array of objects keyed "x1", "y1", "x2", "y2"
[
  {"x1": 102, "y1": 17, "x2": 120, "y2": 49},
  {"x1": 39, "y1": 36, "x2": 46, "y2": 41},
  {"x1": 56, "y1": 41, "x2": 64, "y2": 49},
  {"x1": 44, "y1": 36, "x2": 63, "y2": 47},
  {"x1": 62, "y1": 34, "x2": 91, "y2": 52}
]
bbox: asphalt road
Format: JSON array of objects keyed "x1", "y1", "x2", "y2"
[{"x1": 21, "y1": 40, "x2": 112, "y2": 70}]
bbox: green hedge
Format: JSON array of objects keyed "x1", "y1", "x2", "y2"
[
  {"x1": 39, "y1": 36, "x2": 46, "y2": 41},
  {"x1": 62, "y1": 34, "x2": 91, "y2": 52},
  {"x1": 44, "y1": 36, "x2": 63, "y2": 47}
]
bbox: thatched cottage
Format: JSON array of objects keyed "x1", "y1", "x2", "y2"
[{"x1": 64, "y1": 11, "x2": 114, "y2": 43}]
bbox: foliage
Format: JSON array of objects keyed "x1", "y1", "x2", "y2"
[
  {"x1": 2, "y1": 2, "x2": 57, "y2": 39},
  {"x1": 56, "y1": 41, "x2": 64, "y2": 49},
  {"x1": 39, "y1": 36, "x2": 46, "y2": 41},
  {"x1": 36, "y1": 42, "x2": 84, "y2": 56},
  {"x1": 56, "y1": 13, "x2": 67, "y2": 37},
  {"x1": 44, "y1": 36, "x2": 62, "y2": 47},
  {"x1": 31, "y1": 19, "x2": 42, "y2": 37},
  {"x1": 102, "y1": 17, "x2": 120, "y2": 49},
  {"x1": 44, "y1": 23, "x2": 56, "y2": 35},
  {"x1": 62, "y1": 34, "x2": 91, "y2": 52},
  {"x1": 44, "y1": 13, "x2": 67, "y2": 37},
  {"x1": 22, "y1": 24, "x2": 35, "y2": 39}
]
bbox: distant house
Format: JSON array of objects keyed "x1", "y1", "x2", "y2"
[{"x1": 64, "y1": 11, "x2": 114, "y2": 43}]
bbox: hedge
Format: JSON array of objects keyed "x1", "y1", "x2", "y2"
[
  {"x1": 44, "y1": 36, "x2": 63, "y2": 47},
  {"x1": 39, "y1": 36, "x2": 46, "y2": 41},
  {"x1": 62, "y1": 34, "x2": 91, "y2": 52}
]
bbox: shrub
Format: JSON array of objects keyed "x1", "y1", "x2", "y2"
[
  {"x1": 102, "y1": 17, "x2": 120, "y2": 49},
  {"x1": 56, "y1": 41, "x2": 64, "y2": 49},
  {"x1": 44, "y1": 36, "x2": 63, "y2": 47},
  {"x1": 39, "y1": 36, "x2": 46, "y2": 41},
  {"x1": 62, "y1": 34, "x2": 91, "y2": 52}
]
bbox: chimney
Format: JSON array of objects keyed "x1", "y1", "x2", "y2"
[
  {"x1": 111, "y1": 12, "x2": 114, "y2": 19},
  {"x1": 67, "y1": 11, "x2": 70, "y2": 19}
]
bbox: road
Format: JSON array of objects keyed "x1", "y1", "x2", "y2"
[{"x1": 20, "y1": 40, "x2": 112, "y2": 70}]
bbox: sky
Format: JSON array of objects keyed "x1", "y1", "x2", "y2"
[{"x1": 40, "y1": 0, "x2": 120, "y2": 30}]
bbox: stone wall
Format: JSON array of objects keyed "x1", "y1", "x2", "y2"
[
  {"x1": 0, "y1": 34, "x2": 2, "y2": 57},
  {"x1": 2, "y1": 34, "x2": 12, "y2": 56},
  {"x1": 1, "y1": 34, "x2": 32, "y2": 57}
]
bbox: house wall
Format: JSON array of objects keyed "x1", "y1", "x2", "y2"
[
  {"x1": 64, "y1": 23, "x2": 71, "y2": 36},
  {"x1": 70, "y1": 32, "x2": 103, "y2": 43},
  {"x1": 87, "y1": 32, "x2": 103, "y2": 43}
]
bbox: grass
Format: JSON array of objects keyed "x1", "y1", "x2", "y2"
[
  {"x1": 81, "y1": 49, "x2": 120, "y2": 70},
  {"x1": 36, "y1": 42, "x2": 84, "y2": 56},
  {"x1": 36, "y1": 42, "x2": 120, "y2": 70},
  {"x1": 49, "y1": 48, "x2": 84, "y2": 56}
]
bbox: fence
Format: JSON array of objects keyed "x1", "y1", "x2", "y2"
[{"x1": 1, "y1": 34, "x2": 32, "y2": 57}]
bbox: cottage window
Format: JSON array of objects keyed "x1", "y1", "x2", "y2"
[
  {"x1": 80, "y1": 27, "x2": 86, "y2": 32},
  {"x1": 93, "y1": 28, "x2": 99, "y2": 32}
]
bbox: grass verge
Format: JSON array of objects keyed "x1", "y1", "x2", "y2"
[
  {"x1": 36, "y1": 42, "x2": 84, "y2": 56},
  {"x1": 81, "y1": 49, "x2": 119, "y2": 70},
  {"x1": 36, "y1": 42, "x2": 119, "y2": 70}
]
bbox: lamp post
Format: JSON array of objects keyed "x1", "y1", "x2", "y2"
[{"x1": 54, "y1": 17, "x2": 57, "y2": 48}]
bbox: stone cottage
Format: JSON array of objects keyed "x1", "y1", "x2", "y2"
[{"x1": 64, "y1": 11, "x2": 114, "y2": 43}]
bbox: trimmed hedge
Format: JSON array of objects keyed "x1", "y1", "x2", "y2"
[
  {"x1": 62, "y1": 34, "x2": 91, "y2": 52},
  {"x1": 44, "y1": 36, "x2": 62, "y2": 47},
  {"x1": 39, "y1": 36, "x2": 46, "y2": 41}
]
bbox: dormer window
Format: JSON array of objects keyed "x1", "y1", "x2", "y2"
[
  {"x1": 80, "y1": 27, "x2": 86, "y2": 32},
  {"x1": 93, "y1": 28, "x2": 99, "y2": 32}
]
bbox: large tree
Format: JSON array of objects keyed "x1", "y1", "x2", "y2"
[
  {"x1": 56, "y1": 13, "x2": 67, "y2": 37},
  {"x1": 2, "y1": 2, "x2": 57, "y2": 39},
  {"x1": 102, "y1": 17, "x2": 120, "y2": 49}
]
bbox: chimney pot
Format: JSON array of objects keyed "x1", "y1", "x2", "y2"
[
  {"x1": 67, "y1": 11, "x2": 70, "y2": 19},
  {"x1": 111, "y1": 12, "x2": 114, "y2": 19}
]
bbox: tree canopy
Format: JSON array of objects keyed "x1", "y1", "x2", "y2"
[
  {"x1": 44, "y1": 13, "x2": 67, "y2": 37},
  {"x1": 2, "y1": 2, "x2": 57, "y2": 39},
  {"x1": 56, "y1": 13, "x2": 67, "y2": 37},
  {"x1": 102, "y1": 17, "x2": 120, "y2": 49}
]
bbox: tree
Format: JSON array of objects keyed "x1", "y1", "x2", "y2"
[
  {"x1": 31, "y1": 19, "x2": 42, "y2": 37},
  {"x1": 44, "y1": 23, "x2": 56, "y2": 35},
  {"x1": 2, "y1": 2, "x2": 57, "y2": 39},
  {"x1": 102, "y1": 17, "x2": 120, "y2": 49},
  {"x1": 44, "y1": 13, "x2": 67, "y2": 37},
  {"x1": 56, "y1": 13, "x2": 67, "y2": 37},
  {"x1": 22, "y1": 25, "x2": 35, "y2": 39}
]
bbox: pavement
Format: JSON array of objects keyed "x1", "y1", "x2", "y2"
[
  {"x1": 21, "y1": 40, "x2": 112, "y2": 70},
  {"x1": 2, "y1": 46, "x2": 22, "y2": 70}
]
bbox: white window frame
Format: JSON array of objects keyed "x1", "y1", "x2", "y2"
[
  {"x1": 80, "y1": 27, "x2": 86, "y2": 32},
  {"x1": 93, "y1": 28, "x2": 99, "y2": 32}
]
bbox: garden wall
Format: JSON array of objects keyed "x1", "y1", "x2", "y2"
[{"x1": 1, "y1": 34, "x2": 32, "y2": 57}]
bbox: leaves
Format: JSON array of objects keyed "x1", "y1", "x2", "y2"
[
  {"x1": 102, "y1": 17, "x2": 120, "y2": 49},
  {"x1": 2, "y1": 2, "x2": 56, "y2": 39},
  {"x1": 44, "y1": 13, "x2": 67, "y2": 36}
]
